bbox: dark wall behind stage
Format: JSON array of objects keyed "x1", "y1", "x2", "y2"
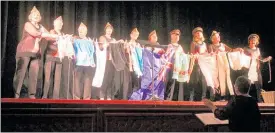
[{"x1": 1, "y1": 1, "x2": 275, "y2": 98}]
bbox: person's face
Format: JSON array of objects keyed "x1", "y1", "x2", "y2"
[
  {"x1": 130, "y1": 32, "x2": 139, "y2": 40},
  {"x1": 149, "y1": 34, "x2": 158, "y2": 44},
  {"x1": 249, "y1": 37, "x2": 258, "y2": 47},
  {"x1": 105, "y1": 27, "x2": 113, "y2": 35},
  {"x1": 194, "y1": 31, "x2": 203, "y2": 39},
  {"x1": 211, "y1": 34, "x2": 220, "y2": 44},
  {"x1": 171, "y1": 33, "x2": 180, "y2": 43},
  {"x1": 78, "y1": 27, "x2": 87, "y2": 37},
  {"x1": 30, "y1": 12, "x2": 41, "y2": 23},
  {"x1": 54, "y1": 21, "x2": 63, "y2": 31}
]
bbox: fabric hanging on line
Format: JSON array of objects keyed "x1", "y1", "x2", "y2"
[
  {"x1": 56, "y1": 35, "x2": 75, "y2": 61},
  {"x1": 92, "y1": 41, "x2": 107, "y2": 88},
  {"x1": 198, "y1": 54, "x2": 219, "y2": 90},
  {"x1": 129, "y1": 44, "x2": 175, "y2": 100},
  {"x1": 172, "y1": 52, "x2": 190, "y2": 82},
  {"x1": 216, "y1": 52, "x2": 234, "y2": 95},
  {"x1": 227, "y1": 51, "x2": 251, "y2": 70},
  {"x1": 109, "y1": 42, "x2": 128, "y2": 71},
  {"x1": 73, "y1": 38, "x2": 95, "y2": 67}
]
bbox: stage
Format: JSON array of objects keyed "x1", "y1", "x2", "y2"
[{"x1": 2, "y1": 98, "x2": 275, "y2": 132}]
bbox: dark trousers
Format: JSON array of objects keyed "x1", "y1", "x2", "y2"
[
  {"x1": 122, "y1": 71, "x2": 141, "y2": 100},
  {"x1": 249, "y1": 81, "x2": 263, "y2": 102},
  {"x1": 74, "y1": 66, "x2": 95, "y2": 100},
  {"x1": 166, "y1": 79, "x2": 185, "y2": 101},
  {"x1": 100, "y1": 60, "x2": 115, "y2": 99},
  {"x1": 60, "y1": 57, "x2": 74, "y2": 99},
  {"x1": 42, "y1": 59, "x2": 62, "y2": 99},
  {"x1": 121, "y1": 68, "x2": 131, "y2": 100},
  {"x1": 13, "y1": 56, "x2": 40, "y2": 98},
  {"x1": 112, "y1": 68, "x2": 132, "y2": 100}
]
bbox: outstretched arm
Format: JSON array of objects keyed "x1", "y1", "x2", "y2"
[{"x1": 203, "y1": 98, "x2": 233, "y2": 120}]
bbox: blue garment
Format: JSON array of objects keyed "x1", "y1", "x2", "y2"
[
  {"x1": 73, "y1": 39, "x2": 95, "y2": 67},
  {"x1": 131, "y1": 46, "x2": 143, "y2": 76},
  {"x1": 129, "y1": 48, "x2": 165, "y2": 100}
]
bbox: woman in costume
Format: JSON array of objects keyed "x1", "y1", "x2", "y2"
[
  {"x1": 73, "y1": 23, "x2": 96, "y2": 100},
  {"x1": 97, "y1": 22, "x2": 124, "y2": 100},
  {"x1": 188, "y1": 27, "x2": 215, "y2": 101},
  {"x1": 208, "y1": 31, "x2": 243, "y2": 101},
  {"x1": 243, "y1": 34, "x2": 272, "y2": 102},
  {"x1": 13, "y1": 6, "x2": 58, "y2": 99}
]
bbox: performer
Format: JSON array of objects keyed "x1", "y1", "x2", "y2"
[
  {"x1": 188, "y1": 27, "x2": 215, "y2": 101},
  {"x1": 42, "y1": 16, "x2": 64, "y2": 99},
  {"x1": 208, "y1": 31, "x2": 243, "y2": 101},
  {"x1": 13, "y1": 6, "x2": 58, "y2": 99},
  {"x1": 243, "y1": 34, "x2": 272, "y2": 102},
  {"x1": 124, "y1": 28, "x2": 143, "y2": 99},
  {"x1": 98, "y1": 22, "x2": 124, "y2": 100},
  {"x1": 73, "y1": 22, "x2": 96, "y2": 100},
  {"x1": 121, "y1": 28, "x2": 142, "y2": 99},
  {"x1": 129, "y1": 30, "x2": 169, "y2": 100},
  {"x1": 164, "y1": 29, "x2": 188, "y2": 101}
]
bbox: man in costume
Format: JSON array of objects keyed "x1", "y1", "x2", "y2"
[
  {"x1": 98, "y1": 22, "x2": 124, "y2": 100},
  {"x1": 208, "y1": 31, "x2": 243, "y2": 101},
  {"x1": 72, "y1": 22, "x2": 96, "y2": 100},
  {"x1": 129, "y1": 30, "x2": 167, "y2": 100},
  {"x1": 243, "y1": 34, "x2": 272, "y2": 102},
  {"x1": 165, "y1": 29, "x2": 187, "y2": 101},
  {"x1": 124, "y1": 28, "x2": 143, "y2": 99},
  {"x1": 13, "y1": 6, "x2": 58, "y2": 99},
  {"x1": 188, "y1": 27, "x2": 215, "y2": 101},
  {"x1": 42, "y1": 16, "x2": 64, "y2": 99}
]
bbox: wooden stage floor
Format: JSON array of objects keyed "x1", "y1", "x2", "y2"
[{"x1": 2, "y1": 98, "x2": 275, "y2": 132}]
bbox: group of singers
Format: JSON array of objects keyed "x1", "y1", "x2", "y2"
[{"x1": 13, "y1": 6, "x2": 272, "y2": 102}]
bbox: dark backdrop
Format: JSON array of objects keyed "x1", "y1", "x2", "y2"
[{"x1": 1, "y1": 1, "x2": 275, "y2": 98}]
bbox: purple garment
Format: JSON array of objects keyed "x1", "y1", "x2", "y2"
[{"x1": 129, "y1": 48, "x2": 165, "y2": 100}]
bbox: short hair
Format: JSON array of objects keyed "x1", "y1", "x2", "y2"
[{"x1": 234, "y1": 76, "x2": 251, "y2": 94}]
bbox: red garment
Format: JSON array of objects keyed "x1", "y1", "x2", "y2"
[{"x1": 16, "y1": 22, "x2": 42, "y2": 57}]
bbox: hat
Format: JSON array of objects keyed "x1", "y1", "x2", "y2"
[
  {"x1": 131, "y1": 28, "x2": 139, "y2": 34},
  {"x1": 105, "y1": 22, "x2": 113, "y2": 30},
  {"x1": 248, "y1": 34, "x2": 260, "y2": 41},
  {"x1": 210, "y1": 30, "x2": 220, "y2": 39},
  {"x1": 54, "y1": 16, "x2": 63, "y2": 23},
  {"x1": 192, "y1": 27, "x2": 203, "y2": 35},
  {"x1": 149, "y1": 30, "x2": 157, "y2": 38},
  {"x1": 30, "y1": 6, "x2": 40, "y2": 15},
  {"x1": 79, "y1": 22, "x2": 87, "y2": 29},
  {"x1": 170, "y1": 29, "x2": 181, "y2": 35}
]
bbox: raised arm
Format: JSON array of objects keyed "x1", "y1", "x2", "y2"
[
  {"x1": 224, "y1": 43, "x2": 243, "y2": 52},
  {"x1": 224, "y1": 44, "x2": 233, "y2": 52},
  {"x1": 24, "y1": 22, "x2": 57, "y2": 39}
]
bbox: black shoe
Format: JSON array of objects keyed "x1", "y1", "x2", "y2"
[{"x1": 210, "y1": 96, "x2": 216, "y2": 101}]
